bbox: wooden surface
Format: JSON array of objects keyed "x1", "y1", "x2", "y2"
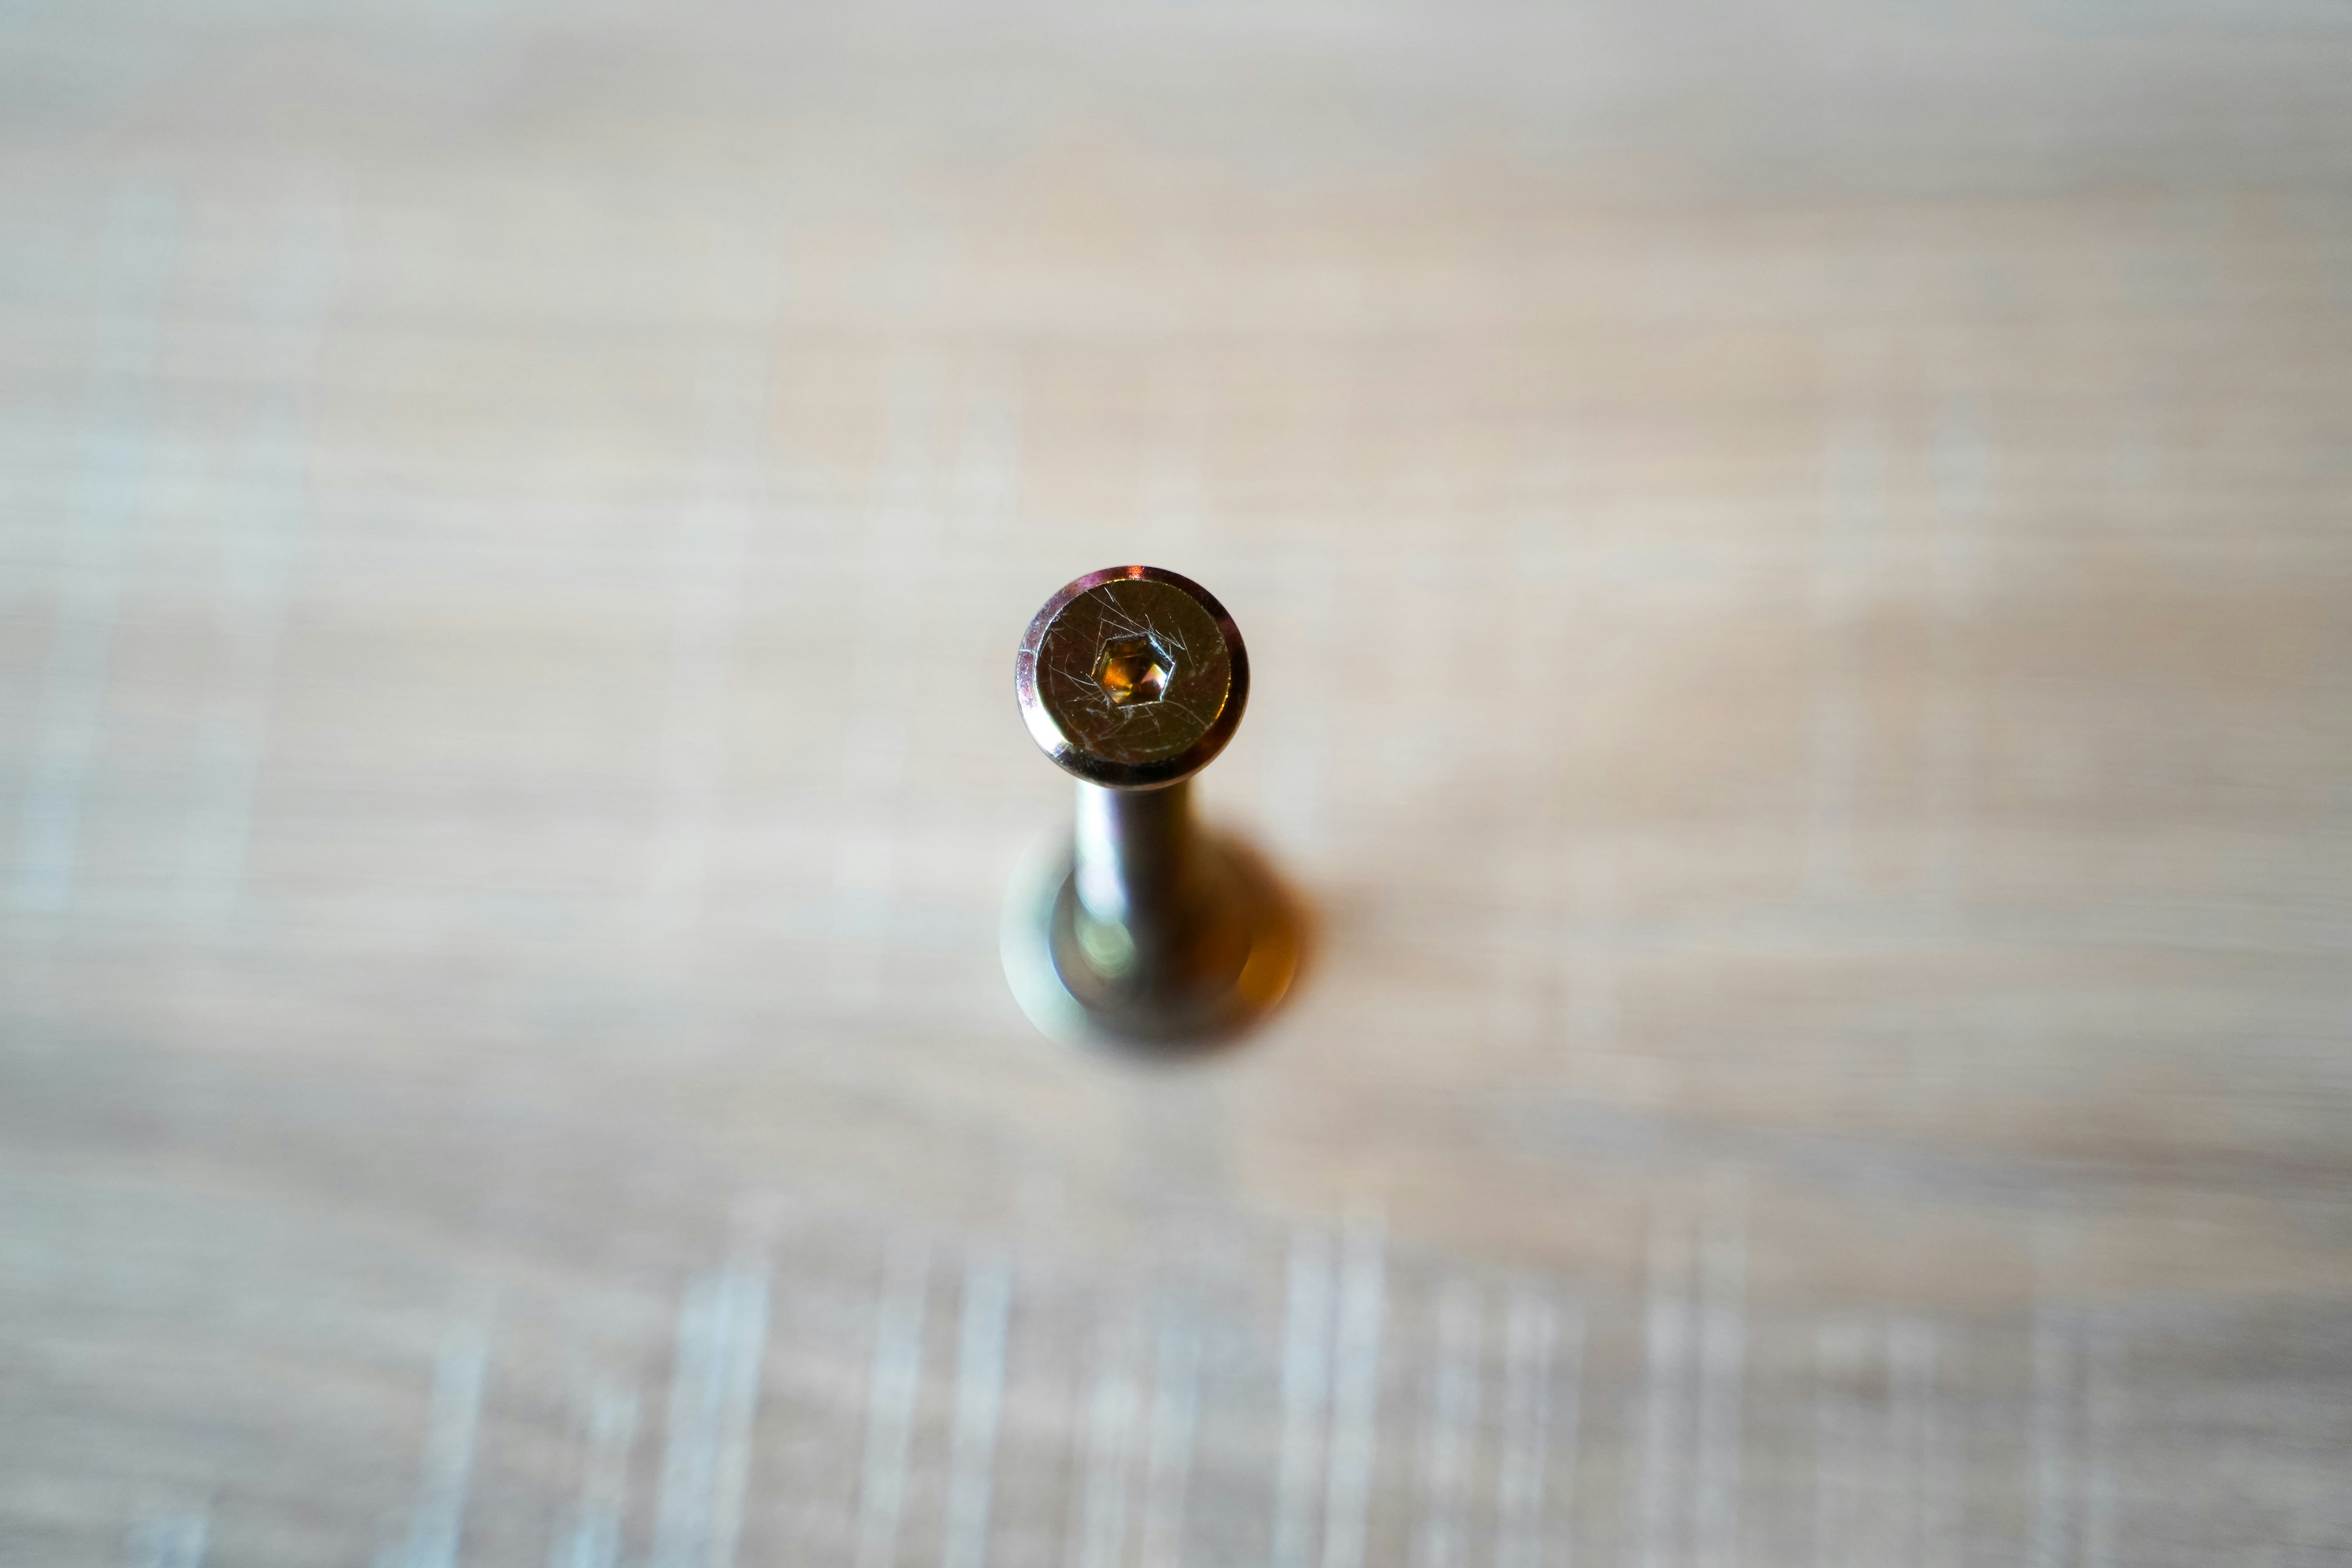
[{"x1": 4, "y1": 2, "x2": 2351, "y2": 1564}]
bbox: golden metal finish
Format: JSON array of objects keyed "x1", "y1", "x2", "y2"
[{"x1": 1006, "y1": 567, "x2": 1299, "y2": 1049}]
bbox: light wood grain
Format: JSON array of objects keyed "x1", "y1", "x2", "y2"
[{"x1": 2, "y1": 2, "x2": 2350, "y2": 1563}]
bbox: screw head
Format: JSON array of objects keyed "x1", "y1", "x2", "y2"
[{"x1": 1016, "y1": 565, "x2": 1248, "y2": 789}]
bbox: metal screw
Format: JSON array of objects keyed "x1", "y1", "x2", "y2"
[{"x1": 1003, "y1": 565, "x2": 1300, "y2": 1048}]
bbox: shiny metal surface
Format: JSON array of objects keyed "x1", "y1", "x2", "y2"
[
  {"x1": 1006, "y1": 567, "x2": 1297, "y2": 1047},
  {"x1": 1016, "y1": 565, "x2": 1248, "y2": 790}
]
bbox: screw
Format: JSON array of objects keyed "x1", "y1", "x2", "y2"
[{"x1": 1003, "y1": 565, "x2": 1300, "y2": 1047}]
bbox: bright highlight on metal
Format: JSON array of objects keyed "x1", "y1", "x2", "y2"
[{"x1": 1005, "y1": 566, "x2": 1298, "y2": 1050}]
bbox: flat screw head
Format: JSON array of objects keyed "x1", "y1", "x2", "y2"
[{"x1": 1016, "y1": 565, "x2": 1248, "y2": 789}]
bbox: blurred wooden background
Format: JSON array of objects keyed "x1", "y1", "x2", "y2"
[{"x1": 3, "y1": 1, "x2": 2350, "y2": 1564}]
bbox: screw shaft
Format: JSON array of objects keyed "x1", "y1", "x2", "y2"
[{"x1": 1072, "y1": 780, "x2": 1201, "y2": 969}]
